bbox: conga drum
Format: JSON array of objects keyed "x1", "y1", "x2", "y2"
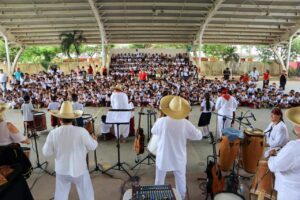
[
  {"x1": 33, "y1": 112, "x2": 47, "y2": 131},
  {"x1": 82, "y1": 114, "x2": 93, "y2": 134},
  {"x1": 147, "y1": 135, "x2": 159, "y2": 156},
  {"x1": 250, "y1": 160, "x2": 276, "y2": 200},
  {"x1": 242, "y1": 128, "x2": 265, "y2": 174},
  {"x1": 219, "y1": 128, "x2": 243, "y2": 172},
  {"x1": 214, "y1": 192, "x2": 245, "y2": 200}
]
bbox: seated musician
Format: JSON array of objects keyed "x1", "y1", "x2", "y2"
[
  {"x1": 268, "y1": 123, "x2": 300, "y2": 200},
  {"x1": 151, "y1": 95, "x2": 203, "y2": 200},
  {"x1": 264, "y1": 108, "x2": 289, "y2": 158},
  {"x1": 0, "y1": 103, "x2": 30, "y2": 146},
  {"x1": 43, "y1": 101, "x2": 97, "y2": 200}
]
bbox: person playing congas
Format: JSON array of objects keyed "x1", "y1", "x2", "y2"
[
  {"x1": 267, "y1": 107, "x2": 300, "y2": 200},
  {"x1": 264, "y1": 107, "x2": 289, "y2": 158},
  {"x1": 43, "y1": 101, "x2": 98, "y2": 200},
  {"x1": 151, "y1": 95, "x2": 203, "y2": 200}
]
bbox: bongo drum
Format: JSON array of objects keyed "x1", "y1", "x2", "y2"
[
  {"x1": 242, "y1": 128, "x2": 265, "y2": 174},
  {"x1": 250, "y1": 160, "x2": 276, "y2": 200},
  {"x1": 82, "y1": 114, "x2": 93, "y2": 134},
  {"x1": 33, "y1": 112, "x2": 47, "y2": 131},
  {"x1": 147, "y1": 135, "x2": 159, "y2": 156},
  {"x1": 219, "y1": 128, "x2": 243, "y2": 172},
  {"x1": 214, "y1": 192, "x2": 245, "y2": 200}
]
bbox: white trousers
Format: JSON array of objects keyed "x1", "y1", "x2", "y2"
[
  {"x1": 114, "y1": 124, "x2": 129, "y2": 138},
  {"x1": 217, "y1": 115, "x2": 232, "y2": 138},
  {"x1": 155, "y1": 166, "x2": 186, "y2": 200},
  {"x1": 55, "y1": 171, "x2": 94, "y2": 200}
]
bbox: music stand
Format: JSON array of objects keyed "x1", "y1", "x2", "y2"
[
  {"x1": 131, "y1": 109, "x2": 156, "y2": 169},
  {"x1": 31, "y1": 129, "x2": 53, "y2": 176},
  {"x1": 102, "y1": 109, "x2": 132, "y2": 178}
]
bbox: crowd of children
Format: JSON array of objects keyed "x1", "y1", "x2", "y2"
[{"x1": 0, "y1": 53, "x2": 299, "y2": 114}]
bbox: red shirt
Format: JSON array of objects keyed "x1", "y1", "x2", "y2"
[
  {"x1": 263, "y1": 72, "x2": 269, "y2": 80},
  {"x1": 88, "y1": 67, "x2": 93, "y2": 74},
  {"x1": 139, "y1": 71, "x2": 147, "y2": 81}
]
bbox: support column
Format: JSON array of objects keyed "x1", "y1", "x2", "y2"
[
  {"x1": 286, "y1": 35, "x2": 293, "y2": 75},
  {"x1": 12, "y1": 46, "x2": 24, "y2": 73},
  {"x1": 273, "y1": 45, "x2": 286, "y2": 71},
  {"x1": 1, "y1": 33, "x2": 11, "y2": 74}
]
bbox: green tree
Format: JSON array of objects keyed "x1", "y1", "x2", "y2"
[
  {"x1": 256, "y1": 45, "x2": 275, "y2": 64},
  {"x1": 59, "y1": 30, "x2": 86, "y2": 58},
  {"x1": 0, "y1": 39, "x2": 20, "y2": 63},
  {"x1": 19, "y1": 46, "x2": 60, "y2": 70},
  {"x1": 202, "y1": 44, "x2": 230, "y2": 59}
]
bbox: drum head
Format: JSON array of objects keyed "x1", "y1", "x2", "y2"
[
  {"x1": 34, "y1": 112, "x2": 44, "y2": 116},
  {"x1": 214, "y1": 192, "x2": 244, "y2": 200},
  {"x1": 244, "y1": 128, "x2": 264, "y2": 136},
  {"x1": 82, "y1": 114, "x2": 92, "y2": 120}
]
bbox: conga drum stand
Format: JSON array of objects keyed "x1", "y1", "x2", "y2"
[
  {"x1": 102, "y1": 109, "x2": 132, "y2": 178},
  {"x1": 131, "y1": 109, "x2": 156, "y2": 170}
]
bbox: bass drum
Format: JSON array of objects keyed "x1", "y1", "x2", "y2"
[
  {"x1": 214, "y1": 192, "x2": 245, "y2": 200},
  {"x1": 147, "y1": 135, "x2": 159, "y2": 156}
]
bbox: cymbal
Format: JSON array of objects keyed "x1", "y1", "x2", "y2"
[{"x1": 285, "y1": 107, "x2": 300, "y2": 125}]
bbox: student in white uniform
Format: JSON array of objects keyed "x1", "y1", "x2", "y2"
[
  {"x1": 215, "y1": 88, "x2": 238, "y2": 138},
  {"x1": 268, "y1": 107, "x2": 300, "y2": 200},
  {"x1": 72, "y1": 93, "x2": 84, "y2": 127},
  {"x1": 264, "y1": 108, "x2": 289, "y2": 158},
  {"x1": 151, "y1": 95, "x2": 203, "y2": 200},
  {"x1": 43, "y1": 101, "x2": 98, "y2": 200},
  {"x1": 110, "y1": 84, "x2": 130, "y2": 142}
]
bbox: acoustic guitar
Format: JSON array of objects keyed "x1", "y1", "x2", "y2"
[
  {"x1": 206, "y1": 132, "x2": 225, "y2": 197},
  {"x1": 134, "y1": 107, "x2": 145, "y2": 155}
]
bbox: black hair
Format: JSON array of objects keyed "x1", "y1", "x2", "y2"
[
  {"x1": 61, "y1": 118, "x2": 73, "y2": 123},
  {"x1": 72, "y1": 93, "x2": 78, "y2": 102},
  {"x1": 24, "y1": 95, "x2": 30, "y2": 102},
  {"x1": 204, "y1": 93, "x2": 211, "y2": 111}
]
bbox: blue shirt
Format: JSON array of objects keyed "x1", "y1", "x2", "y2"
[{"x1": 14, "y1": 71, "x2": 22, "y2": 81}]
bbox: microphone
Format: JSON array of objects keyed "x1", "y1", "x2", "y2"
[{"x1": 251, "y1": 113, "x2": 256, "y2": 121}]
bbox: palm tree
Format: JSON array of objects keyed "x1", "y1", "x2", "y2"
[
  {"x1": 59, "y1": 30, "x2": 86, "y2": 58},
  {"x1": 223, "y1": 47, "x2": 240, "y2": 75}
]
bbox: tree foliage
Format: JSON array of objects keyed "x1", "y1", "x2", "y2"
[
  {"x1": 0, "y1": 40, "x2": 20, "y2": 63},
  {"x1": 59, "y1": 30, "x2": 86, "y2": 58},
  {"x1": 19, "y1": 46, "x2": 60, "y2": 70}
]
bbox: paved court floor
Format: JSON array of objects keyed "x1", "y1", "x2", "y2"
[{"x1": 4, "y1": 80, "x2": 298, "y2": 200}]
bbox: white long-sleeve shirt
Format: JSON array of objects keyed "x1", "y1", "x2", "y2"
[
  {"x1": 264, "y1": 121, "x2": 289, "y2": 157},
  {"x1": 215, "y1": 95, "x2": 238, "y2": 117},
  {"x1": 151, "y1": 117, "x2": 202, "y2": 171},
  {"x1": 268, "y1": 140, "x2": 300, "y2": 200},
  {"x1": 42, "y1": 125, "x2": 98, "y2": 177}
]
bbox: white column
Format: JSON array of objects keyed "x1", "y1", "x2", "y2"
[
  {"x1": 273, "y1": 45, "x2": 286, "y2": 71},
  {"x1": 1, "y1": 33, "x2": 11, "y2": 74},
  {"x1": 286, "y1": 35, "x2": 293, "y2": 74},
  {"x1": 12, "y1": 46, "x2": 24, "y2": 73}
]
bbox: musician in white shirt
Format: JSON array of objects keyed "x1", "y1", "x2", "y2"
[
  {"x1": 268, "y1": 107, "x2": 300, "y2": 200},
  {"x1": 152, "y1": 96, "x2": 203, "y2": 200},
  {"x1": 110, "y1": 84, "x2": 131, "y2": 141},
  {"x1": 264, "y1": 108, "x2": 289, "y2": 158},
  {"x1": 43, "y1": 101, "x2": 98, "y2": 200},
  {"x1": 215, "y1": 88, "x2": 238, "y2": 138}
]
